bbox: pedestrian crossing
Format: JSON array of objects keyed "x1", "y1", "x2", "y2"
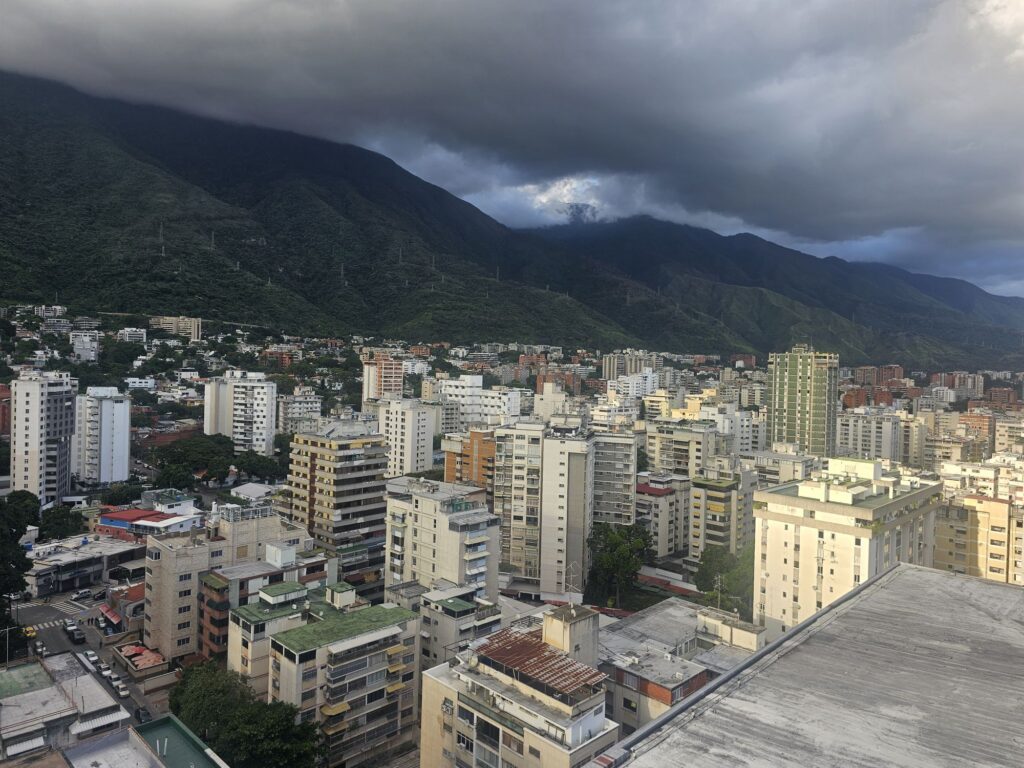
[
  {"x1": 30, "y1": 618, "x2": 68, "y2": 631},
  {"x1": 22, "y1": 598, "x2": 87, "y2": 614}
]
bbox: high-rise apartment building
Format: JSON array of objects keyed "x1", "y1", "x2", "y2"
[
  {"x1": 442, "y1": 428, "x2": 495, "y2": 499},
  {"x1": 71, "y1": 386, "x2": 130, "y2": 485},
  {"x1": 646, "y1": 418, "x2": 722, "y2": 477},
  {"x1": 384, "y1": 477, "x2": 499, "y2": 600},
  {"x1": 767, "y1": 344, "x2": 839, "y2": 457},
  {"x1": 286, "y1": 423, "x2": 388, "y2": 602},
  {"x1": 753, "y1": 458, "x2": 941, "y2": 639},
  {"x1": 361, "y1": 352, "x2": 405, "y2": 404},
  {"x1": 933, "y1": 496, "x2": 1023, "y2": 585},
  {"x1": 635, "y1": 473, "x2": 691, "y2": 558},
  {"x1": 11, "y1": 370, "x2": 76, "y2": 506},
  {"x1": 380, "y1": 398, "x2": 436, "y2": 477},
  {"x1": 592, "y1": 431, "x2": 637, "y2": 526},
  {"x1": 438, "y1": 375, "x2": 522, "y2": 429},
  {"x1": 70, "y1": 330, "x2": 100, "y2": 363},
  {"x1": 276, "y1": 385, "x2": 322, "y2": 434},
  {"x1": 835, "y1": 407, "x2": 903, "y2": 462},
  {"x1": 204, "y1": 370, "x2": 277, "y2": 455},
  {"x1": 689, "y1": 459, "x2": 755, "y2": 560}
]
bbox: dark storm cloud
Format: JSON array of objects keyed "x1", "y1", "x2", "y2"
[{"x1": 3, "y1": 0, "x2": 1024, "y2": 290}]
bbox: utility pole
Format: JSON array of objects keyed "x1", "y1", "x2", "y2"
[{"x1": 714, "y1": 573, "x2": 723, "y2": 610}]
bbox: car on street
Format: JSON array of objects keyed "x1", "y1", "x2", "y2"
[
  {"x1": 84, "y1": 650, "x2": 99, "y2": 664},
  {"x1": 92, "y1": 589, "x2": 106, "y2": 600},
  {"x1": 97, "y1": 617, "x2": 107, "y2": 630},
  {"x1": 97, "y1": 662, "x2": 112, "y2": 677},
  {"x1": 70, "y1": 629, "x2": 86, "y2": 644},
  {"x1": 71, "y1": 589, "x2": 92, "y2": 601},
  {"x1": 63, "y1": 618, "x2": 74, "y2": 628},
  {"x1": 23, "y1": 626, "x2": 37, "y2": 638},
  {"x1": 134, "y1": 707, "x2": 153, "y2": 723},
  {"x1": 33, "y1": 640, "x2": 45, "y2": 654},
  {"x1": 115, "y1": 683, "x2": 130, "y2": 698},
  {"x1": 65, "y1": 622, "x2": 79, "y2": 634},
  {"x1": 108, "y1": 673, "x2": 123, "y2": 686}
]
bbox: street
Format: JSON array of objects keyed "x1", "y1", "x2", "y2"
[{"x1": 13, "y1": 589, "x2": 167, "y2": 719}]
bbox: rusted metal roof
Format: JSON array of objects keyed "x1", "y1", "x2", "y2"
[{"x1": 476, "y1": 627, "x2": 605, "y2": 696}]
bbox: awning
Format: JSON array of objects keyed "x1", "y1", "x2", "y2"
[
  {"x1": 99, "y1": 603, "x2": 123, "y2": 624},
  {"x1": 5, "y1": 736, "x2": 45, "y2": 756},
  {"x1": 387, "y1": 663, "x2": 405, "y2": 674},
  {"x1": 69, "y1": 708, "x2": 130, "y2": 735},
  {"x1": 386, "y1": 644, "x2": 405, "y2": 655},
  {"x1": 320, "y1": 701, "x2": 351, "y2": 716},
  {"x1": 385, "y1": 682, "x2": 405, "y2": 694}
]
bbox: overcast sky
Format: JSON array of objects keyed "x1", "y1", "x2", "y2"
[{"x1": 4, "y1": 1, "x2": 1024, "y2": 294}]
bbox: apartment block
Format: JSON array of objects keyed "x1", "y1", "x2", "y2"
[
  {"x1": 144, "y1": 501, "x2": 309, "y2": 662},
  {"x1": 384, "y1": 477, "x2": 499, "y2": 600},
  {"x1": 70, "y1": 330, "x2": 100, "y2": 363},
  {"x1": 441, "y1": 428, "x2": 495, "y2": 499},
  {"x1": 204, "y1": 370, "x2": 277, "y2": 455},
  {"x1": 699, "y1": 402, "x2": 755, "y2": 454},
  {"x1": 438, "y1": 375, "x2": 521, "y2": 429},
  {"x1": 149, "y1": 315, "x2": 202, "y2": 342},
  {"x1": 753, "y1": 458, "x2": 941, "y2": 640},
  {"x1": 767, "y1": 344, "x2": 839, "y2": 457},
  {"x1": 689, "y1": 460, "x2": 755, "y2": 560},
  {"x1": 268, "y1": 592, "x2": 420, "y2": 768},
  {"x1": 737, "y1": 445, "x2": 819, "y2": 486},
  {"x1": 994, "y1": 416, "x2": 1024, "y2": 453},
  {"x1": 11, "y1": 369, "x2": 76, "y2": 506},
  {"x1": 286, "y1": 423, "x2": 388, "y2": 602},
  {"x1": 933, "y1": 496, "x2": 1023, "y2": 585},
  {"x1": 646, "y1": 418, "x2": 722, "y2": 477},
  {"x1": 835, "y1": 407, "x2": 903, "y2": 462},
  {"x1": 116, "y1": 327, "x2": 148, "y2": 343},
  {"x1": 72, "y1": 386, "x2": 130, "y2": 484},
  {"x1": 361, "y1": 352, "x2": 404, "y2": 404},
  {"x1": 592, "y1": 431, "x2": 637, "y2": 526},
  {"x1": 635, "y1": 473, "x2": 690, "y2": 558},
  {"x1": 380, "y1": 397, "x2": 436, "y2": 477},
  {"x1": 277, "y1": 385, "x2": 323, "y2": 434},
  {"x1": 421, "y1": 609, "x2": 619, "y2": 768}
]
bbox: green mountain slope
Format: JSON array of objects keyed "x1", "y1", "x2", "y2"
[{"x1": 1, "y1": 71, "x2": 1022, "y2": 367}]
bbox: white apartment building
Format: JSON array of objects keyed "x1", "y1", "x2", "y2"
[
  {"x1": 589, "y1": 397, "x2": 639, "y2": 431},
  {"x1": 607, "y1": 369, "x2": 659, "y2": 402},
  {"x1": 380, "y1": 398, "x2": 436, "y2": 477},
  {"x1": 70, "y1": 331, "x2": 100, "y2": 363},
  {"x1": 836, "y1": 407, "x2": 903, "y2": 462},
  {"x1": 994, "y1": 417, "x2": 1024, "y2": 453},
  {"x1": 116, "y1": 327, "x2": 147, "y2": 343},
  {"x1": 636, "y1": 473, "x2": 691, "y2": 558},
  {"x1": 71, "y1": 386, "x2": 130, "y2": 484},
  {"x1": 204, "y1": 370, "x2": 277, "y2": 455},
  {"x1": 11, "y1": 370, "x2": 76, "y2": 506},
  {"x1": 646, "y1": 418, "x2": 723, "y2": 477},
  {"x1": 438, "y1": 375, "x2": 521, "y2": 429},
  {"x1": 754, "y1": 458, "x2": 941, "y2": 640},
  {"x1": 276, "y1": 385, "x2": 322, "y2": 434},
  {"x1": 592, "y1": 431, "x2": 637, "y2": 526},
  {"x1": 384, "y1": 477, "x2": 499, "y2": 600},
  {"x1": 699, "y1": 402, "x2": 755, "y2": 454},
  {"x1": 533, "y1": 381, "x2": 568, "y2": 421}
]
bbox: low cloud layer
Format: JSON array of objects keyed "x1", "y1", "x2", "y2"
[{"x1": 4, "y1": 1, "x2": 1024, "y2": 293}]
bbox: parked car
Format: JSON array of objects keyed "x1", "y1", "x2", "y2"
[
  {"x1": 33, "y1": 640, "x2": 45, "y2": 654},
  {"x1": 97, "y1": 663, "x2": 112, "y2": 677},
  {"x1": 84, "y1": 650, "x2": 99, "y2": 664},
  {"x1": 97, "y1": 617, "x2": 107, "y2": 630},
  {"x1": 65, "y1": 622, "x2": 79, "y2": 634},
  {"x1": 134, "y1": 707, "x2": 153, "y2": 723},
  {"x1": 63, "y1": 618, "x2": 74, "y2": 629},
  {"x1": 115, "y1": 684, "x2": 130, "y2": 698},
  {"x1": 108, "y1": 673, "x2": 122, "y2": 686},
  {"x1": 70, "y1": 629, "x2": 86, "y2": 644},
  {"x1": 71, "y1": 589, "x2": 92, "y2": 601},
  {"x1": 92, "y1": 589, "x2": 106, "y2": 601}
]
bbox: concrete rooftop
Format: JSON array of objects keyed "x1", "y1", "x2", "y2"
[{"x1": 614, "y1": 564, "x2": 1024, "y2": 768}]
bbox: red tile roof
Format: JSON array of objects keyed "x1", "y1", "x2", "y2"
[{"x1": 100, "y1": 508, "x2": 174, "y2": 523}]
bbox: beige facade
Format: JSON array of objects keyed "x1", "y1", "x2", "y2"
[
  {"x1": 539, "y1": 424, "x2": 594, "y2": 599},
  {"x1": 636, "y1": 473, "x2": 690, "y2": 558},
  {"x1": 646, "y1": 418, "x2": 722, "y2": 477},
  {"x1": 395, "y1": 582, "x2": 503, "y2": 666},
  {"x1": 689, "y1": 460, "x2": 755, "y2": 559},
  {"x1": 933, "y1": 496, "x2": 1023, "y2": 585},
  {"x1": 384, "y1": 477, "x2": 499, "y2": 600},
  {"x1": 286, "y1": 424, "x2": 388, "y2": 602},
  {"x1": 592, "y1": 431, "x2": 637, "y2": 526},
  {"x1": 144, "y1": 501, "x2": 308, "y2": 661},
  {"x1": 149, "y1": 314, "x2": 202, "y2": 342},
  {"x1": 994, "y1": 417, "x2": 1024, "y2": 453},
  {"x1": 421, "y1": 614, "x2": 619, "y2": 768},
  {"x1": 754, "y1": 458, "x2": 941, "y2": 640}
]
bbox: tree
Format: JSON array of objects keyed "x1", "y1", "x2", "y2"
[
  {"x1": 636, "y1": 447, "x2": 650, "y2": 473},
  {"x1": 0, "y1": 492, "x2": 38, "y2": 602},
  {"x1": 588, "y1": 523, "x2": 652, "y2": 608},
  {"x1": 693, "y1": 544, "x2": 754, "y2": 620},
  {"x1": 171, "y1": 663, "x2": 320, "y2": 768},
  {"x1": 156, "y1": 464, "x2": 196, "y2": 490},
  {"x1": 39, "y1": 506, "x2": 85, "y2": 541},
  {"x1": 236, "y1": 451, "x2": 283, "y2": 481},
  {"x1": 101, "y1": 483, "x2": 145, "y2": 506}
]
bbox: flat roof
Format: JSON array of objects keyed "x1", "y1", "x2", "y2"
[
  {"x1": 233, "y1": 599, "x2": 304, "y2": 625},
  {"x1": 260, "y1": 581, "x2": 304, "y2": 597},
  {"x1": 0, "y1": 663, "x2": 51, "y2": 698},
  {"x1": 136, "y1": 714, "x2": 229, "y2": 768},
  {"x1": 273, "y1": 604, "x2": 416, "y2": 654},
  {"x1": 618, "y1": 565, "x2": 1024, "y2": 768}
]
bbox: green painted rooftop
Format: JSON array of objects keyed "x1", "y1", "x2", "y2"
[
  {"x1": 260, "y1": 581, "x2": 306, "y2": 597},
  {"x1": 437, "y1": 597, "x2": 476, "y2": 612},
  {"x1": 327, "y1": 581, "x2": 356, "y2": 593},
  {"x1": 273, "y1": 604, "x2": 416, "y2": 653},
  {"x1": 136, "y1": 714, "x2": 226, "y2": 768},
  {"x1": 200, "y1": 572, "x2": 228, "y2": 589},
  {"x1": 233, "y1": 600, "x2": 305, "y2": 624},
  {"x1": 0, "y1": 662, "x2": 50, "y2": 698}
]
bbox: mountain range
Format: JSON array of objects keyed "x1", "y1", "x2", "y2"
[{"x1": 1, "y1": 71, "x2": 1022, "y2": 369}]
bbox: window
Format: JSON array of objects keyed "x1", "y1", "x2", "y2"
[
  {"x1": 529, "y1": 746, "x2": 541, "y2": 758},
  {"x1": 211, "y1": 549, "x2": 224, "y2": 558},
  {"x1": 301, "y1": 689, "x2": 316, "y2": 702},
  {"x1": 178, "y1": 573, "x2": 192, "y2": 582},
  {"x1": 502, "y1": 732, "x2": 523, "y2": 754},
  {"x1": 178, "y1": 589, "x2": 191, "y2": 598},
  {"x1": 621, "y1": 672, "x2": 638, "y2": 689},
  {"x1": 176, "y1": 637, "x2": 190, "y2": 647},
  {"x1": 457, "y1": 706, "x2": 475, "y2": 725},
  {"x1": 178, "y1": 605, "x2": 191, "y2": 614},
  {"x1": 622, "y1": 697, "x2": 637, "y2": 713},
  {"x1": 302, "y1": 667, "x2": 317, "y2": 681},
  {"x1": 456, "y1": 733, "x2": 474, "y2": 752},
  {"x1": 177, "y1": 621, "x2": 191, "y2": 630}
]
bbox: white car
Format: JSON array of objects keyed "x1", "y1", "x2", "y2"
[
  {"x1": 108, "y1": 674, "x2": 123, "y2": 687},
  {"x1": 84, "y1": 650, "x2": 99, "y2": 664},
  {"x1": 115, "y1": 684, "x2": 131, "y2": 698},
  {"x1": 97, "y1": 663, "x2": 113, "y2": 677},
  {"x1": 97, "y1": 617, "x2": 107, "y2": 630}
]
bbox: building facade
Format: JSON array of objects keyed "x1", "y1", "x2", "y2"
[
  {"x1": 203, "y1": 370, "x2": 277, "y2": 455},
  {"x1": 380, "y1": 398, "x2": 436, "y2": 477},
  {"x1": 767, "y1": 345, "x2": 839, "y2": 457},
  {"x1": 72, "y1": 386, "x2": 130, "y2": 485},
  {"x1": 11, "y1": 370, "x2": 76, "y2": 506}
]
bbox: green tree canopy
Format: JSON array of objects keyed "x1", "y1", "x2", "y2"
[
  {"x1": 170, "y1": 663, "x2": 321, "y2": 768},
  {"x1": 101, "y1": 483, "x2": 145, "y2": 506},
  {"x1": 693, "y1": 544, "x2": 754, "y2": 620},
  {"x1": 0, "y1": 492, "x2": 38, "y2": 601},
  {"x1": 39, "y1": 506, "x2": 85, "y2": 542},
  {"x1": 588, "y1": 522, "x2": 652, "y2": 608},
  {"x1": 156, "y1": 464, "x2": 196, "y2": 490}
]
